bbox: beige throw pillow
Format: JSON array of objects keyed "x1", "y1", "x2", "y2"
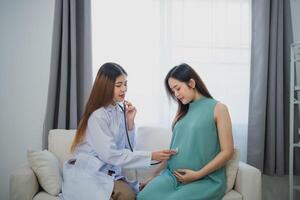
[
  {"x1": 225, "y1": 148, "x2": 240, "y2": 193},
  {"x1": 27, "y1": 149, "x2": 62, "y2": 196}
]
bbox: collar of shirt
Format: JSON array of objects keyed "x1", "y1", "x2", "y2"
[{"x1": 105, "y1": 104, "x2": 123, "y2": 113}]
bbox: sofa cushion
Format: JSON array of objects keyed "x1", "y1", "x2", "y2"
[
  {"x1": 33, "y1": 191, "x2": 60, "y2": 200},
  {"x1": 124, "y1": 126, "x2": 172, "y2": 182},
  {"x1": 9, "y1": 164, "x2": 39, "y2": 200},
  {"x1": 48, "y1": 129, "x2": 76, "y2": 166},
  {"x1": 135, "y1": 126, "x2": 172, "y2": 182},
  {"x1": 225, "y1": 149, "x2": 240, "y2": 193},
  {"x1": 222, "y1": 190, "x2": 242, "y2": 200},
  {"x1": 27, "y1": 150, "x2": 62, "y2": 196},
  {"x1": 135, "y1": 126, "x2": 172, "y2": 151}
]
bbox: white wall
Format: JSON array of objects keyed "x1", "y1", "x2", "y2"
[{"x1": 0, "y1": 0, "x2": 55, "y2": 199}]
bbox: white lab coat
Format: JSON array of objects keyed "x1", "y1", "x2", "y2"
[{"x1": 60, "y1": 104, "x2": 151, "y2": 200}]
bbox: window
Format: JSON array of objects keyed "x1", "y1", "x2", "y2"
[{"x1": 92, "y1": 0, "x2": 251, "y2": 161}]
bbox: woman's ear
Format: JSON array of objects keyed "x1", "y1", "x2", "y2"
[{"x1": 188, "y1": 79, "x2": 196, "y2": 88}]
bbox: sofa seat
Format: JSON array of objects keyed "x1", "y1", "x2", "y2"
[
  {"x1": 33, "y1": 192, "x2": 60, "y2": 200},
  {"x1": 223, "y1": 190, "x2": 242, "y2": 200},
  {"x1": 10, "y1": 128, "x2": 261, "y2": 200}
]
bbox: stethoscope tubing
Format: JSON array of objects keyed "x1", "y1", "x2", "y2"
[{"x1": 118, "y1": 103, "x2": 161, "y2": 166}]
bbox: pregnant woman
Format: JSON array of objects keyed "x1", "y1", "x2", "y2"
[{"x1": 137, "y1": 63, "x2": 234, "y2": 200}]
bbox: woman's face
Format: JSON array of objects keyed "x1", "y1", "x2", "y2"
[
  {"x1": 168, "y1": 77, "x2": 195, "y2": 104},
  {"x1": 113, "y1": 74, "x2": 127, "y2": 103}
]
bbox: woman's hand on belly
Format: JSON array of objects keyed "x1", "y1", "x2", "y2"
[{"x1": 173, "y1": 169, "x2": 200, "y2": 184}]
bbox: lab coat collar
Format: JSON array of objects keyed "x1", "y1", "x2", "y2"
[{"x1": 105, "y1": 104, "x2": 123, "y2": 113}]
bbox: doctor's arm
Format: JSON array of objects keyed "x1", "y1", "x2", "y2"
[
  {"x1": 87, "y1": 114, "x2": 150, "y2": 168},
  {"x1": 88, "y1": 113, "x2": 175, "y2": 168}
]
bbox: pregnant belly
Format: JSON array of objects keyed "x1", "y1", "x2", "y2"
[{"x1": 167, "y1": 153, "x2": 202, "y2": 172}]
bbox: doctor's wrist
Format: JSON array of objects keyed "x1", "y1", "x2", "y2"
[{"x1": 127, "y1": 121, "x2": 134, "y2": 131}]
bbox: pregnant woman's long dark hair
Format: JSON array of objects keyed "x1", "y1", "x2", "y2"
[{"x1": 164, "y1": 63, "x2": 212, "y2": 129}]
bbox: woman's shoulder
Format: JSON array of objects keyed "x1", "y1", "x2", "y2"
[
  {"x1": 206, "y1": 97, "x2": 218, "y2": 103},
  {"x1": 213, "y1": 100, "x2": 228, "y2": 109},
  {"x1": 202, "y1": 97, "x2": 219, "y2": 107},
  {"x1": 89, "y1": 107, "x2": 109, "y2": 121},
  {"x1": 205, "y1": 98, "x2": 226, "y2": 107},
  {"x1": 213, "y1": 101, "x2": 229, "y2": 118}
]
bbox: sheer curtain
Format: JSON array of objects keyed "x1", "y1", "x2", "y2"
[{"x1": 92, "y1": 0, "x2": 250, "y2": 161}]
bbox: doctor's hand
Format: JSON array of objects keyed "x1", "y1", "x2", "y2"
[
  {"x1": 124, "y1": 100, "x2": 136, "y2": 130},
  {"x1": 173, "y1": 169, "x2": 199, "y2": 184},
  {"x1": 151, "y1": 150, "x2": 177, "y2": 162}
]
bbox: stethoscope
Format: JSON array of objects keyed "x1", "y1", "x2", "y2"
[{"x1": 118, "y1": 103, "x2": 161, "y2": 165}]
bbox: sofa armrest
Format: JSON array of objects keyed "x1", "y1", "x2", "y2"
[
  {"x1": 234, "y1": 161, "x2": 262, "y2": 200},
  {"x1": 10, "y1": 163, "x2": 40, "y2": 200}
]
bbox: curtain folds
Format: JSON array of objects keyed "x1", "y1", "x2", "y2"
[
  {"x1": 247, "y1": 0, "x2": 299, "y2": 175},
  {"x1": 43, "y1": 0, "x2": 92, "y2": 148}
]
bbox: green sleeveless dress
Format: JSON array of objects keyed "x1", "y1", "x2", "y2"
[{"x1": 137, "y1": 97, "x2": 226, "y2": 200}]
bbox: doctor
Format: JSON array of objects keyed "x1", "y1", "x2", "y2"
[{"x1": 61, "y1": 62, "x2": 176, "y2": 200}]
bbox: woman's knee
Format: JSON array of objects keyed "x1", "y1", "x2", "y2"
[{"x1": 111, "y1": 180, "x2": 136, "y2": 200}]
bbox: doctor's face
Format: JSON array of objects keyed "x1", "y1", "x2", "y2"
[
  {"x1": 168, "y1": 77, "x2": 195, "y2": 105},
  {"x1": 113, "y1": 74, "x2": 127, "y2": 103}
]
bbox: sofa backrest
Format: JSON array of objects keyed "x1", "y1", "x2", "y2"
[
  {"x1": 47, "y1": 127, "x2": 172, "y2": 166},
  {"x1": 135, "y1": 126, "x2": 172, "y2": 151},
  {"x1": 133, "y1": 126, "x2": 173, "y2": 182},
  {"x1": 47, "y1": 127, "x2": 240, "y2": 190},
  {"x1": 48, "y1": 129, "x2": 76, "y2": 165}
]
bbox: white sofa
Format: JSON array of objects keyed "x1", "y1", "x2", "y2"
[{"x1": 10, "y1": 127, "x2": 262, "y2": 200}]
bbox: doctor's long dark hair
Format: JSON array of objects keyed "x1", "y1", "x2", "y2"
[
  {"x1": 164, "y1": 63, "x2": 212, "y2": 129},
  {"x1": 70, "y1": 62, "x2": 127, "y2": 153}
]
